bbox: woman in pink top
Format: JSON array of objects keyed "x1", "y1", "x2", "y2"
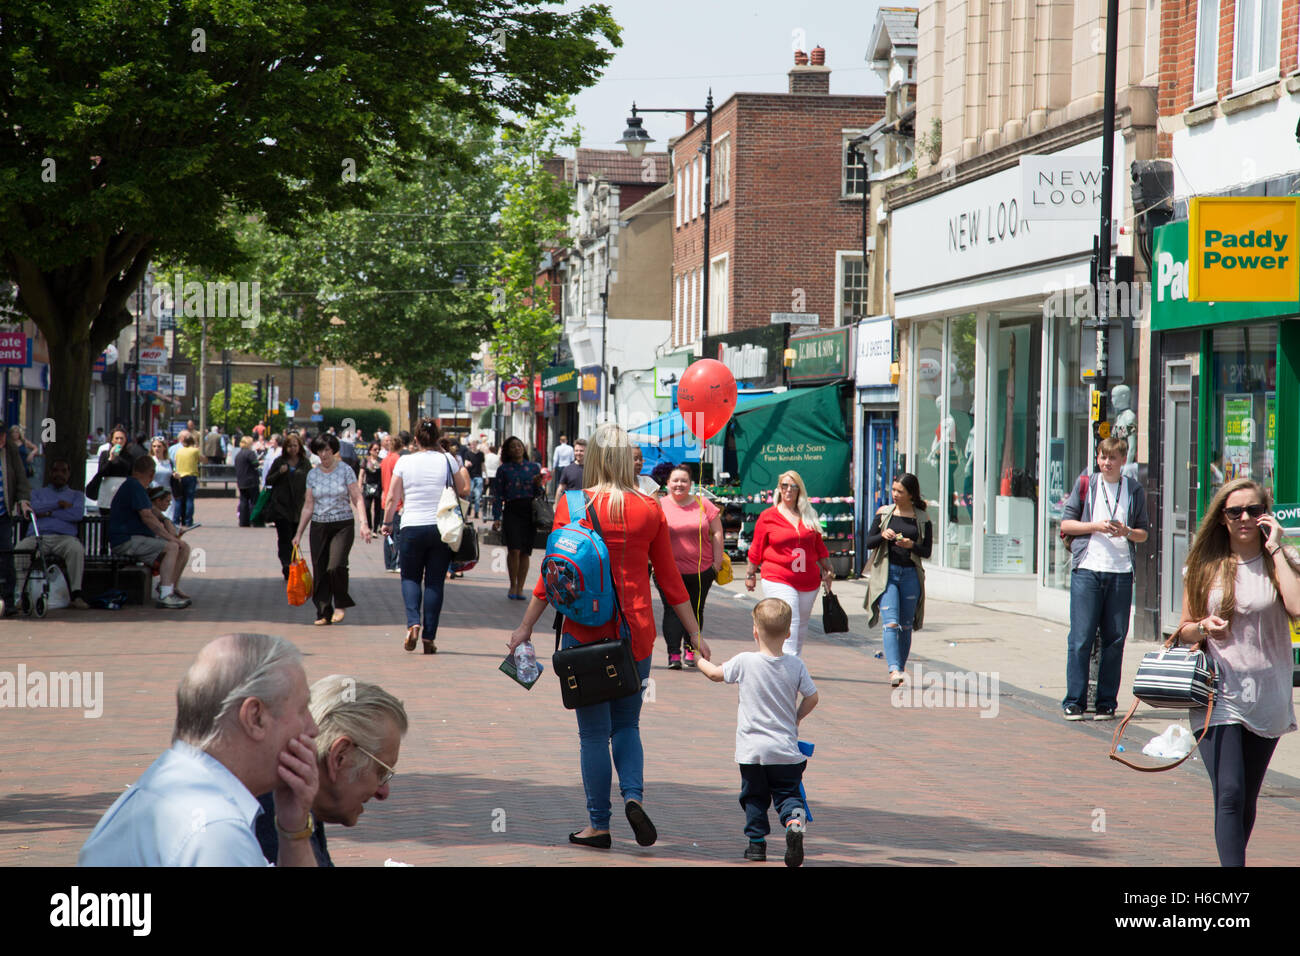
[
  {"x1": 745, "y1": 470, "x2": 833, "y2": 656},
  {"x1": 656, "y1": 464, "x2": 725, "y2": 669}
]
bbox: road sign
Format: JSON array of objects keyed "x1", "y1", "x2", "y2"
[
  {"x1": 310, "y1": 414, "x2": 324, "y2": 422},
  {"x1": 138, "y1": 374, "x2": 159, "y2": 392},
  {"x1": 311, "y1": 401, "x2": 322, "y2": 414},
  {"x1": 286, "y1": 398, "x2": 299, "y2": 412}
]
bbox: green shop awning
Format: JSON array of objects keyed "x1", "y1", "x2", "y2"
[
  {"x1": 706, "y1": 384, "x2": 850, "y2": 497},
  {"x1": 541, "y1": 363, "x2": 578, "y2": 392}
]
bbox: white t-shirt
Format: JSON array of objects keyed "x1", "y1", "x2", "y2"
[
  {"x1": 722, "y1": 651, "x2": 818, "y2": 765},
  {"x1": 392, "y1": 451, "x2": 459, "y2": 528},
  {"x1": 484, "y1": 452, "x2": 501, "y2": 478},
  {"x1": 1080, "y1": 478, "x2": 1131, "y2": 573}
]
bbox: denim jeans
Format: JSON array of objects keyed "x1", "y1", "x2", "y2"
[
  {"x1": 398, "y1": 523, "x2": 453, "y2": 635},
  {"x1": 383, "y1": 512, "x2": 402, "y2": 570},
  {"x1": 470, "y1": 476, "x2": 484, "y2": 516},
  {"x1": 1063, "y1": 568, "x2": 1132, "y2": 711},
  {"x1": 175, "y1": 475, "x2": 197, "y2": 527},
  {"x1": 561, "y1": 632, "x2": 652, "y2": 831},
  {"x1": 739, "y1": 762, "x2": 807, "y2": 842},
  {"x1": 879, "y1": 563, "x2": 920, "y2": 672}
]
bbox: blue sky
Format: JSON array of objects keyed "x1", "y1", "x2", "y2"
[{"x1": 561, "y1": 0, "x2": 889, "y2": 151}]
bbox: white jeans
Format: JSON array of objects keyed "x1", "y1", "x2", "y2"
[{"x1": 760, "y1": 580, "x2": 819, "y2": 656}]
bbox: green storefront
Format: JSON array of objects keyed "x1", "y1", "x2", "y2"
[{"x1": 1149, "y1": 219, "x2": 1300, "y2": 633}]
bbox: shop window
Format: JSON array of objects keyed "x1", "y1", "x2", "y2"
[
  {"x1": 1194, "y1": 0, "x2": 1218, "y2": 99},
  {"x1": 840, "y1": 254, "x2": 867, "y2": 324},
  {"x1": 984, "y1": 314, "x2": 1042, "y2": 575},
  {"x1": 913, "y1": 320, "x2": 946, "y2": 556},
  {"x1": 1209, "y1": 324, "x2": 1278, "y2": 502},
  {"x1": 1233, "y1": 0, "x2": 1280, "y2": 88}
]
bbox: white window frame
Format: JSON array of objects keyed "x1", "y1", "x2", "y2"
[
  {"x1": 675, "y1": 168, "x2": 683, "y2": 227},
  {"x1": 834, "y1": 250, "x2": 868, "y2": 326},
  {"x1": 710, "y1": 253, "x2": 729, "y2": 334},
  {"x1": 1232, "y1": 0, "x2": 1280, "y2": 91},
  {"x1": 694, "y1": 155, "x2": 703, "y2": 220},
  {"x1": 841, "y1": 130, "x2": 868, "y2": 198},
  {"x1": 712, "y1": 133, "x2": 731, "y2": 205},
  {"x1": 674, "y1": 274, "x2": 683, "y2": 345}
]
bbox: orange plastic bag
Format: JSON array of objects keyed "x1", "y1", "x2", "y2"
[{"x1": 287, "y1": 545, "x2": 313, "y2": 606}]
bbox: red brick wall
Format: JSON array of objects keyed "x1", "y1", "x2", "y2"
[
  {"x1": 670, "y1": 92, "x2": 883, "y2": 344},
  {"x1": 1282, "y1": 0, "x2": 1299, "y2": 74}
]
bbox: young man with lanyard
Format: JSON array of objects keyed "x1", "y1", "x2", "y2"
[{"x1": 1058, "y1": 435, "x2": 1150, "y2": 720}]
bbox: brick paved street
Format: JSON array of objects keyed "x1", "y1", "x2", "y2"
[{"x1": 4, "y1": 498, "x2": 1300, "y2": 867}]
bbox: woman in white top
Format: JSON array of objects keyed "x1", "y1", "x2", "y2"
[
  {"x1": 381, "y1": 418, "x2": 471, "y2": 655},
  {"x1": 1175, "y1": 477, "x2": 1300, "y2": 866},
  {"x1": 292, "y1": 433, "x2": 372, "y2": 626}
]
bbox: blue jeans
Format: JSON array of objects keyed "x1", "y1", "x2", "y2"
[
  {"x1": 1063, "y1": 568, "x2": 1132, "y2": 711},
  {"x1": 562, "y1": 632, "x2": 652, "y2": 831},
  {"x1": 383, "y1": 512, "x2": 401, "y2": 570},
  {"x1": 175, "y1": 475, "x2": 197, "y2": 527},
  {"x1": 470, "y1": 476, "x2": 484, "y2": 516},
  {"x1": 398, "y1": 523, "x2": 453, "y2": 635},
  {"x1": 879, "y1": 563, "x2": 920, "y2": 672}
]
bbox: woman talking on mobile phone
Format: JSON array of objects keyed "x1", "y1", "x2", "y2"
[{"x1": 1174, "y1": 478, "x2": 1300, "y2": 866}]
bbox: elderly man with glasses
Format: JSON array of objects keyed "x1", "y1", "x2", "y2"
[{"x1": 255, "y1": 675, "x2": 408, "y2": 867}]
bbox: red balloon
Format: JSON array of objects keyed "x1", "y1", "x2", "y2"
[{"x1": 677, "y1": 359, "x2": 738, "y2": 441}]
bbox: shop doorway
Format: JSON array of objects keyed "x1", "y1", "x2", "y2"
[
  {"x1": 1162, "y1": 360, "x2": 1194, "y2": 631},
  {"x1": 859, "y1": 411, "x2": 898, "y2": 572}
]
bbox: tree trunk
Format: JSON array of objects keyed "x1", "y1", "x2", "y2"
[
  {"x1": 406, "y1": 389, "x2": 418, "y2": 433},
  {"x1": 198, "y1": 318, "x2": 208, "y2": 435},
  {"x1": 45, "y1": 336, "x2": 96, "y2": 491}
]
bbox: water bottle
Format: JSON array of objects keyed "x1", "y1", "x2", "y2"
[{"x1": 515, "y1": 641, "x2": 540, "y2": 684}]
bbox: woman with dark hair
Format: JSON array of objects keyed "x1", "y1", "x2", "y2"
[
  {"x1": 1174, "y1": 478, "x2": 1300, "y2": 866},
  {"x1": 381, "y1": 418, "x2": 470, "y2": 654},
  {"x1": 863, "y1": 473, "x2": 933, "y2": 687},
  {"x1": 292, "y1": 432, "x2": 372, "y2": 625},
  {"x1": 656, "y1": 463, "x2": 724, "y2": 669},
  {"x1": 266, "y1": 431, "x2": 310, "y2": 579},
  {"x1": 362, "y1": 441, "x2": 384, "y2": 533},
  {"x1": 491, "y1": 436, "x2": 542, "y2": 600},
  {"x1": 88, "y1": 425, "x2": 137, "y2": 511}
]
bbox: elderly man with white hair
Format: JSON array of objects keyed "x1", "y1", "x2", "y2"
[
  {"x1": 255, "y1": 676, "x2": 408, "y2": 866},
  {"x1": 78, "y1": 633, "x2": 320, "y2": 866}
]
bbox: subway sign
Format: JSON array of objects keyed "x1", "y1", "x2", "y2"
[{"x1": 1188, "y1": 197, "x2": 1300, "y2": 302}]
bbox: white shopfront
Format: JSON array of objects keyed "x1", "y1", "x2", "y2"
[{"x1": 891, "y1": 135, "x2": 1134, "y2": 622}]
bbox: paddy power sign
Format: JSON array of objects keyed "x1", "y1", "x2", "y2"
[{"x1": 1188, "y1": 197, "x2": 1300, "y2": 301}]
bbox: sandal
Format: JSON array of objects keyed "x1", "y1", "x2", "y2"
[
  {"x1": 332, "y1": 609, "x2": 345, "y2": 624},
  {"x1": 404, "y1": 624, "x2": 422, "y2": 652}
]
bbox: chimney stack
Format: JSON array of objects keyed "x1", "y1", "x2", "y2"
[{"x1": 789, "y1": 46, "x2": 830, "y2": 95}]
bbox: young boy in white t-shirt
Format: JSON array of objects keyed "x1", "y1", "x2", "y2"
[{"x1": 698, "y1": 598, "x2": 819, "y2": 866}]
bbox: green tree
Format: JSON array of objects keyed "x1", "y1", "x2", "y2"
[
  {"x1": 486, "y1": 98, "x2": 579, "y2": 390},
  {"x1": 0, "y1": 0, "x2": 619, "y2": 484},
  {"x1": 209, "y1": 383, "x2": 263, "y2": 435}
]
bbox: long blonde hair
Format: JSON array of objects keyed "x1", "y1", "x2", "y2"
[
  {"x1": 582, "y1": 423, "x2": 648, "y2": 523},
  {"x1": 774, "y1": 470, "x2": 821, "y2": 531},
  {"x1": 1185, "y1": 478, "x2": 1300, "y2": 624}
]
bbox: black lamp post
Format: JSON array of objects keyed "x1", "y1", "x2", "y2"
[{"x1": 620, "y1": 92, "x2": 714, "y2": 342}]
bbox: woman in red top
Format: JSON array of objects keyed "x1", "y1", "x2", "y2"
[
  {"x1": 507, "y1": 424, "x2": 712, "y2": 851},
  {"x1": 745, "y1": 470, "x2": 834, "y2": 656}
]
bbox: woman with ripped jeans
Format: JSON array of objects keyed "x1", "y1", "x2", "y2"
[{"x1": 864, "y1": 474, "x2": 932, "y2": 688}]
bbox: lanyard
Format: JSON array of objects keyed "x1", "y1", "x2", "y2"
[{"x1": 1099, "y1": 480, "x2": 1121, "y2": 523}]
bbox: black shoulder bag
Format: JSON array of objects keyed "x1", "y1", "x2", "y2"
[
  {"x1": 444, "y1": 455, "x2": 479, "y2": 568},
  {"x1": 550, "y1": 492, "x2": 642, "y2": 709}
]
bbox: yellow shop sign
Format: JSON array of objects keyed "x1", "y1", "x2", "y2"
[{"x1": 1188, "y1": 197, "x2": 1300, "y2": 301}]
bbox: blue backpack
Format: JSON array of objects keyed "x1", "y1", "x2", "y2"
[{"x1": 541, "y1": 491, "x2": 617, "y2": 627}]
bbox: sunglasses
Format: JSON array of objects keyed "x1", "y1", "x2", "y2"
[{"x1": 1224, "y1": 504, "x2": 1267, "y2": 520}]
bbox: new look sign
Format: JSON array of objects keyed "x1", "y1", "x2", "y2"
[
  {"x1": 1020, "y1": 155, "x2": 1105, "y2": 220},
  {"x1": 1188, "y1": 197, "x2": 1300, "y2": 301}
]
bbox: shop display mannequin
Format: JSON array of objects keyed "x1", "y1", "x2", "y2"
[{"x1": 1111, "y1": 384, "x2": 1138, "y2": 478}]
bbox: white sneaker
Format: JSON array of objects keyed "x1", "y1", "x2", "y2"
[{"x1": 156, "y1": 593, "x2": 191, "y2": 609}]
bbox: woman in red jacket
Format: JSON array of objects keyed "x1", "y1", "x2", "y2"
[
  {"x1": 745, "y1": 470, "x2": 834, "y2": 656},
  {"x1": 507, "y1": 423, "x2": 712, "y2": 851}
]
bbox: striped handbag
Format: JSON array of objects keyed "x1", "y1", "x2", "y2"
[{"x1": 1109, "y1": 640, "x2": 1218, "y2": 772}]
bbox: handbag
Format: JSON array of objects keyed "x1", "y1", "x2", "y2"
[
  {"x1": 286, "y1": 545, "x2": 313, "y2": 606},
  {"x1": 1109, "y1": 637, "x2": 1219, "y2": 772},
  {"x1": 551, "y1": 501, "x2": 642, "y2": 709},
  {"x1": 822, "y1": 590, "x2": 849, "y2": 633},
  {"x1": 533, "y1": 491, "x2": 555, "y2": 530},
  {"x1": 716, "y1": 552, "x2": 734, "y2": 585},
  {"x1": 436, "y1": 454, "x2": 469, "y2": 549}
]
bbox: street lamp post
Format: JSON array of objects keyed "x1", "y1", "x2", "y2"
[{"x1": 620, "y1": 92, "x2": 714, "y2": 343}]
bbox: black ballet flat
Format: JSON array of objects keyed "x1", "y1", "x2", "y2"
[{"x1": 568, "y1": 831, "x2": 612, "y2": 849}]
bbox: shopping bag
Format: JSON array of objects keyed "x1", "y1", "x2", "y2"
[
  {"x1": 533, "y1": 493, "x2": 554, "y2": 531},
  {"x1": 287, "y1": 545, "x2": 312, "y2": 606},
  {"x1": 715, "y1": 552, "x2": 734, "y2": 585},
  {"x1": 436, "y1": 456, "x2": 468, "y2": 548},
  {"x1": 822, "y1": 591, "x2": 849, "y2": 633},
  {"x1": 250, "y1": 488, "x2": 273, "y2": 527}
]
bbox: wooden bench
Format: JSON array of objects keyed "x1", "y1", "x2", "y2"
[{"x1": 9, "y1": 514, "x2": 151, "y2": 604}]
